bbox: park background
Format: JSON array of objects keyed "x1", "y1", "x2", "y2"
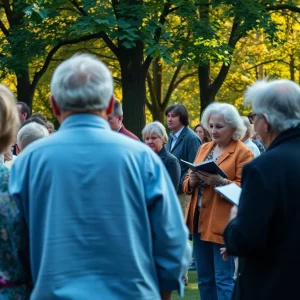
[{"x1": 0, "y1": 0, "x2": 299, "y2": 138}]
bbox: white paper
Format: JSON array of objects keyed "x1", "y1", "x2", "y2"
[{"x1": 214, "y1": 183, "x2": 242, "y2": 206}]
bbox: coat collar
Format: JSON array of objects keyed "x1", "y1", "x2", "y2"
[
  {"x1": 199, "y1": 140, "x2": 239, "y2": 165},
  {"x1": 158, "y1": 146, "x2": 167, "y2": 159},
  {"x1": 170, "y1": 126, "x2": 188, "y2": 152},
  {"x1": 59, "y1": 114, "x2": 111, "y2": 131},
  {"x1": 268, "y1": 126, "x2": 300, "y2": 151}
]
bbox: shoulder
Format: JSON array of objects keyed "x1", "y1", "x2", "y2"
[
  {"x1": 165, "y1": 150, "x2": 179, "y2": 163},
  {"x1": 120, "y1": 125, "x2": 140, "y2": 140}
]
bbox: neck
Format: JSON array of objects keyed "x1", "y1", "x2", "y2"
[
  {"x1": 58, "y1": 110, "x2": 107, "y2": 124},
  {"x1": 264, "y1": 131, "x2": 280, "y2": 148},
  {"x1": 173, "y1": 125, "x2": 184, "y2": 134},
  {"x1": 216, "y1": 139, "x2": 232, "y2": 149}
]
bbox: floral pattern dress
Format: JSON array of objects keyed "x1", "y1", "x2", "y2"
[{"x1": 0, "y1": 165, "x2": 31, "y2": 299}]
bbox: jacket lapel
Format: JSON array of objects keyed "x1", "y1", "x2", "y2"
[
  {"x1": 171, "y1": 127, "x2": 187, "y2": 152},
  {"x1": 217, "y1": 140, "x2": 238, "y2": 166}
]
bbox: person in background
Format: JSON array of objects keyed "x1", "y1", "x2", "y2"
[
  {"x1": 16, "y1": 122, "x2": 49, "y2": 153},
  {"x1": 16, "y1": 102, "x2": 31, "y2": 124},
  {"x1": 165, "y1": 104, "x2": 201, "y2": 214},
  {"x1": 9, "y1": 54, "x2": 191, "y2": 300},
  {"x1": 223, "y1": 79, "x2": 300, "y2": 300},
  {"x1": 30, "y1": 112, "x2": 47, "y2": 123},
  {"x1": 46, "y1": 121, "x2": 55, "y2": 134},
  {"x1": 194, "y1": 123, "x2": 212, "y2": 143},
  {"x1": 142, "y1": 121, "x2": 181, "y2": 191},
  {"x1": 0, "y1": 84, "x2": 31, "y2": 299},
  {"x1": 251, "y1": 132, "x2": 265, "y2": 153},
  {"x1": 183, "y1": 102, "x2": 254, "y2": 300},
  {"x1": 21, "y1": 117, "x2": 48, "y2": 129},
  {"x1": 108, "y1": 99, "x2": 139, "y2": 140},
  {"x1": 241, "y1": 116, "x2": 260, "y2": 157}
]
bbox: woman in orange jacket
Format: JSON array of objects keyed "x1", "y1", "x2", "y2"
[{"x1": 183, "y1": 103, "x2": 253, "y2": 300}]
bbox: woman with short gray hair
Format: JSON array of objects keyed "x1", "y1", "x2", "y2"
[
  {"x1": 224, "y1": 79, "x2": 300, "y2": 300},
  {"x1": 142, "y1": 121, "x2": 181, "y2": 191}
]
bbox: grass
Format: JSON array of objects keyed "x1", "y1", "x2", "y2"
[{"x1": 172, "y1": 270, "x2": 200, "y2": 300}]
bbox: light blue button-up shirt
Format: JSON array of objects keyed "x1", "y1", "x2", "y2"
[
  {"x1": 9, "y1": 114, "x2": 191, "y2": 300},
  {"x1": 170, "y1": 126, "x2": 184, "y2": 150}
]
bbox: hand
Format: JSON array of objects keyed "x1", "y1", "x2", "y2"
[
  {"x1": 220, "y1": 247, "x2": 228, "y2": 261},
  {"x1": 188, "y1": 170, "x2": 201, "y2": 190},
  {"x1": 230, "y1": 205, "x2": 238, "y2": 221},
  {"x1": 197, "y1": 171, "x2": 224, "y2": 186}
]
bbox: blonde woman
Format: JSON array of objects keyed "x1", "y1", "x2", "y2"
[{"x1": 0, "y1": 85, "x2": 31, "y2": 299}]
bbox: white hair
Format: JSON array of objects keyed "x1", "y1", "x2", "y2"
[
  {"x1": 244, "y1": 79, "x2": 300, "y2": 133},
  {"x1": 241, "y1": 116, "x2": 254, "y2": 140},
  {"x1": 50, "y1": 54, "x2": 114, "y2": 112},
  {"x1": 17, "y1": 122, "x2": 49, "y2": 150},
  {"x1": 142, "y1": 121, "x2": 168, "y2": 144},
  {"x1": 201, "y1": 102, "x2": 246, "y2": 140}
]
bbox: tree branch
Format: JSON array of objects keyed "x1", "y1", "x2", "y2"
[
  {"x1": 31, "y1": 32, "x2": 116, "y2": 91},
  {"x1": 143, "y1": 1, "x2": 175, "y2": 75},
  {"x1": 266, "y1": 4, "x2": 300, "y2": 13},
  {"x1": 0, "y1": 19, "x2": 9, "y2": 36},
  {"x1": 173, "y1": 70, "x2": 197, "y2": 90},
  {"x1": 146, "y1": 72, "x2": 157, "y2": 108},
  {"x1": 246, "y1": 59, "x2": 300, "y2": 71},
  {"x1": 68, "y1": 0, "x2": 87, "y2": 16},
  {"x1": 2, "y1": 0, "x2": 13, "y2": 26},
  {"x1": 162, "y1": 64, "x2": 183, "y2": 107}
]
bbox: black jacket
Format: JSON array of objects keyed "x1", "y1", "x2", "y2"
[
  {"x1": 223, "y1": 127, "x2": 300, "y2": 300},
  {"x1": 157, "y1": 147, "x2": 181, "y2": 192}
]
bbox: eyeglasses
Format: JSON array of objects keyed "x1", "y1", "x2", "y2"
[{"x1": 247, "y1": 112, "x2": 257, "y2": 124}]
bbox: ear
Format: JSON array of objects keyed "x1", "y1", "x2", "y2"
[
  {"x1": 49, "y1": 95, "x2": 61, "y2": 118},
  {"x1": 106, "y1": 95, "x2": 115, "y2": 116},
  {"x1": 262, "y1": 113, "x2": 270, "y2": 132},
  {"x1": 16, "y1": 144, "x2": 21, "y2": 154}
]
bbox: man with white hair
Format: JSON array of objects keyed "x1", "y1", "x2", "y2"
[
  {"x1": 9, "y1": 54, "x2": 191, "y2": 300},
  {"x1": 16, "y1": 122, "x2": 49, "y2": 152}
]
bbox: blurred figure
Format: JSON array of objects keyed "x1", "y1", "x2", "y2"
[
  {"x1": 30, "y1": 112, "x2": 47, "y2": 123},
  {"x1": 46, "y1": 121, "x2": 55, "y2": 134},
  {"x1": 16, "y1": 122, "x2": 49, "y2": 153},
  {"x1": 241, "y1": 116, "x2": 260, "y2": 157},
  {"x1": 108, "y1": 99, "x2": 139, "y2": 140},
  {"x1": 251, "y1": 132, "x2": 265, "y2": 153},
  {"x1": 9, "y1": 54, "x2": 191, "y2": 300},
  {"x1": 142, "y1": 121, "x2": 181, "y2": 191},
  {"x1": 224, "y1": 79, "x2": 300, "y2": 300},
  {"x1": 183, "y1": 102, "x2": 253, "y2": 300},
  {"x1": 21, "y1": 117, "x2": 47, "y2": 129},
  {"x1": 165, "y1": 104, "x2": 201, "y2": 214},
  {"x1": 0, "y1": 85, "x2": 31, "y2": 299},
  {"x1": 194, "y1": 123, "x2": 212, "y2": 143},
  {"x1": 16, "y1": 102, "x2": 31, "y2": 124}
]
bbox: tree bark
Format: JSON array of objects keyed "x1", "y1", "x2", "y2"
[
  {"x1": 16, "y1": 71, "x2": 34, "y2": 110},
  {"x1": 119, "y1": 41, "x2": 146, "y2": 138}
]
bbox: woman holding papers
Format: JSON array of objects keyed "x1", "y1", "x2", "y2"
[
  {"x1": 223, "y1": 80, "x2": 300, "y2": 300},
  {"x1": 183, "y1": 102, "x2": 253, "y2": 300}
]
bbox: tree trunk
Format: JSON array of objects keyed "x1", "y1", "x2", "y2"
[
  {"x1": 119, "y1": 41, "x2": 146, "y2": 138},
  {"x1": 16, "y1": 71, "x2": 34, "y2": 111},
  {"x1": 198, "y1": 64, "x2": 213, "y2": 117},
  {"x1": 290, "y1": 54, "x2": 295, "y2": 81}
]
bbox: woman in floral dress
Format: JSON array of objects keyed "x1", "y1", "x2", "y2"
[{"x1": 0, "y1": 84, "x2": 31, "y2": 299}]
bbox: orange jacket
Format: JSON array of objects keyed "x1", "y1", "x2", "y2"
[{"x1": 183, "y1": 139, "x2": 254, "y2": 245}]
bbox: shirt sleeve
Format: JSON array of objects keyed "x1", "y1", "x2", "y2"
[
  {"x1": 144, "y1": 152, "x2": 192, "y2": 296},
  {"x1": 223, "y1": 162, "x2": 274, "y2": 257}
]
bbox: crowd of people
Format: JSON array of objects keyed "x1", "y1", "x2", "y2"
[{"x1": 0, "y1": 53, "x2": 299, "y2": 300}]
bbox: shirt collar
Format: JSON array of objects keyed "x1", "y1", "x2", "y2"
[{"x1": 170, "y1": 126, "x2": 184, "y2": 140}]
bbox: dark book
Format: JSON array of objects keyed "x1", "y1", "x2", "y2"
[{"x1": 180, "y1": 159, "x2": 227, "y2": 178}]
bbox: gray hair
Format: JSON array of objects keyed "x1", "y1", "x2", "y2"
[
  {"x1": 17, "y1": 122, "x2": 49, "y2": 150},
  {"x1": 50, "y1": 54, "x2": 114, "y2": 112},
  {"x1": 244, "y1": 79, "x2": 300, "y2": 133},
  {"x1": 113, "y1": 99, "x2": 123, "y2": 117},
  {"x1": 142, "y1": 121, "x2": 168, "y2": 144},
  {"x1": 201, "y1": 102, "x2": 246, "y2": 140},
  {"x1": 241, "y1": 116, "x2": 254, "y2": 140}
]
